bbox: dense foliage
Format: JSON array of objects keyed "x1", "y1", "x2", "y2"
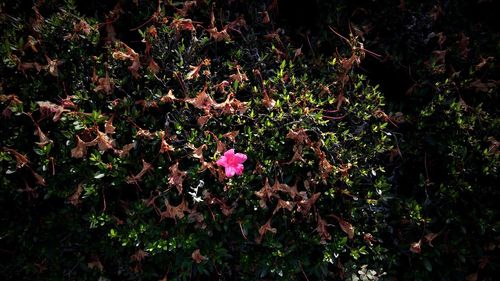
[{"x1": 0, "y1": 0, "x2": 498, "y2": 280}]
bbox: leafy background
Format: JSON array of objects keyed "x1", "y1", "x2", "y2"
[{"x1": 0, "y1": 0, "x2": 498, "y2": 280}]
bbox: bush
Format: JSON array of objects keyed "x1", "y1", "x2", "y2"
[{"x1": 0, "y1": 0, "x2": 498, "y2": 280}]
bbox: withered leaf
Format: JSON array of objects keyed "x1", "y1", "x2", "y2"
[
  {"x1": 286, "y1": 128, "x2": 310, "y2": 144},
  {"x1": 197, "y1": 114, "x2": 212, "y2": 126},
  {"x1": 136, "y1": 128, "x2": 155, "y2": 139},
  {"x1": 424, "y1": 232, "x2": 440, "y2": 247},
  {"x1": 338, "y1": 217, "x2": 355, "y2": 240},
  {"x1": 262, "y1": 91, "x2": 276, "y2": 109},
  {"x1": 285, "y1": 145, "x2": 305, "y2": 164},
  {"x1": 159, "y1": 131, "x2": 174, "y2": 154},
  {"x1": 148, "y1": 58, "x2": 160, "y2": 74},
  {"x1": 222, "y1": 131, "x2": 239, "y2": 142},
  {"x1": 160, "y1": 89, "x2": 178, "y2": 103},
  {"x1": 316, "y1": 215, "x2": 331, "y2": 243},
  {"x1": 338, "y1": 163, "x2": 353, "y2": 177},
  {"x1": 34, "y1": 124, "x2": 51, "y2": 148},
  {"x1": 168, "y1": 162, "x2": 187, "y2": 194},
  {"x1": 68, "y1": 183, "x2": 84, "y2": 206},
  {"x1": 160, "y1": 199, "x2": 189, "y2": 220},
  {"x1": 104, "y1": 117, "x2": 116, "y2": 135},
  {"x1": 207, "y1": 27, "x2": 231, "y2": 42},
  {"x1": 37, "y1": 101, "x2": 69, "y2": 122},
  {"x1": 191, "y1": 249, "x2": 207, "y2": 263},
  {"x1": 170, "y1": 18, "x2": 197, "y2": 32},
  {"x1": 2, "y1": 147, "x2": 29, "y2": 168},
  {"x1": 191, "y1": 144, "x2": 207, "y2": 159},
  {"x1": 96, "y1": 129, "x2": 115, "y2": 151},
  {"x1": 94, "y1": 72, "x2": 114, "y2": 94},
  {"x1": 297, "y1": 192, "x2": 321, "y2": 215},
  {"x1": 126, "y1": 159, "x2": 153, "y2": 184},
  {"x1": 273, "y1": 199, "x2": 295, "y2": 214},
  {"x1": 254, "y1": 178, "x2": 277, "y2": 208},
  {"x1": 44, "y1": 55, "x2": 63, "y2": 77},
  {"x1": 131, "y1": 249, "x2": 149, "y2": 262},
  {"x1": 87, "y1": 257, "x2": 104, "y2": 271},
  {"x1": 256, "y1": 219, "x2": 277, "y2": 244},
  {"x1": 184, "y1": 85, "x2": 213, "y2": 111},
  {"x1": 229, "y1": 65, "x2": 248, "y2": 83},
  {"x1": 71, "y1": 135, "x2": 97, "y2": 158},
  {"x1": 410, "y1": 240, "x2": 422, "y2": 254}
]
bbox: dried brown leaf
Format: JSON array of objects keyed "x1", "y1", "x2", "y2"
[
  {"x1": 191, "y1": 249, "x2": 207, "y2": 263},
  {"x1": 338, "y1": 217, "x2": 355, "y2": 240},
  {"x1": 68, "y1": 183, "x2": 84, "y2": 206},
  {"x1": 316, "y1": 215, "x2": 331, "y2": 243},
  {"x1": 168, "y1": 162, "x2": 187, "y2": 194},
  {"x1": 2, "y1": 147, "x2": 29, "y2": 168},
  {"x1": 410, "y1": 240, "x2": 422, "y2": 254},
  {"x1": 222, "y1": 131, "x2": 239, "y2": 142},
  {"x1": 131, "y1": 249, "x2": 149, "y2": 262},
  {"x1": 126, "y1": 159, "x2": 153, "y2": 184}
]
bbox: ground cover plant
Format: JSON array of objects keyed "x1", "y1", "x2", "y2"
[{"x1": 0, "y1": 0, "x2": 498, "y2": 280}]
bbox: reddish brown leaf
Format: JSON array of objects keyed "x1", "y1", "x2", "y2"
[
  {"x1": 168, "y1": 162, "x2": 187, "y2": 194},
  {"x1": 256, "y1": 219, "x2": 277, "y2": 244},
  {"x1": 71, "y1": 135, "x2": 97, "y2": 159},
  {"x1": 104, "y1": 117, "x2": 116, "y2": 135},
  {"x1": 229, "y1": 65, "x2": 248, "y2": 83},
  {"x1": 197, "y1": 114, "x2": 211, "y2": 126},
  {"x1": 410, "y1": 240, "x2": 422, "y2": 254},
  {"x1": 160, "y1": 89, "x2": 178, "y2": 103},
  {"x1": 94, "y1": 71, "x2": 114, "y2": 94},
  {"x1": 159, "y1": 131, "x2": 174, "y2": 154},
  {"x1": 338, "y1": 163, "x2": 353, "y2": 177},
  {"x1": 262, "y1": 91, "x2": 276, "y2": 109},
  {"x1": 222, "y1": 131, "x2": 239, "y2": 142},
  {"x1": 44, "y1": 55, "x2": 62, "y2": 77},
  {"x1": 191, "y1": 249, "x2": 207, "y2": 263},
  {"x1": 170, "y1": 18, "x2": 197, "y2": 32},
  {"x1": 131, "y1": 249, "x2": 149, "y2": 262},
  {"x1": 87, "y1": 256, "x2": 104, "y2": 271},
  {"x1": 260, "y1": 11, "x2": 270, "y2": 24},
  {"x1": 286, "y1": 128, "x2": 310, "y2": 144},
  {"x1": 184, "y1": 85, "x2": 213, "y2": 111},
  {"x1": 465, "y1": 272, "x2": 478, "y2": 281},
  {"x1": 136, "y1": 128, "x2": 155, "y2": 139},
  {"x1": 68, "y1": 183, "x2": 84, "y2": 206},
  {"x1": 160, "y1": 199, "x2": 189, "y2": 220},
  {"x1": 37, "y1": 101, "x2": 69, "y2": 122},
  {"x1": 207, "y1": 27, "x2": 231, "y2": 42},
  {"x1": 191, "y1": 144, "x2": 207, "y2": 159},
  {"x1": 424, "y1": 232, "x2": 440, "y2": 247},
  {"x1": 212, "y1": 93, "x2": 248, "y2": 114},
  {"x1": 319, "y1": 158, "x2": 334, "y2": 180},
  {"x1": 254, "y1": 178, "x2": 277, "y2": 208},
  {"x1": 316, "y1": 215, "x2": 331, "y2": 243},
  {"x1": 285, "y1": 145, "x2": 305, "y2": 164},
  {"x1": 297, "y1": 192, "x2": 320, "y2": 215},
  {"x1": 338, "y1": 217, "x2": 355, "y2": 240},
  {"x1": 148, "y1": 58, "x2": 160, "y2": 74},
  {"x1": 96, "y1": 129, "x2": 115, "y2": 151},
  {"x1": 273, "y1": 199, "x2": 295, "y2": 214},
  {"x1": 34, "y1": 124, "x2": 51, "y2": 148},
  {"x1": 2, "y1": 147, "x2": 29, "y2": 168},
  {"x1": 126, "y1": 159, "x2": 153, "y2": 184}
]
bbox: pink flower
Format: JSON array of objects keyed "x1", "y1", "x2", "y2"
[{"x1": 216, "y1": 149, "x2": 247, "y2": 178}]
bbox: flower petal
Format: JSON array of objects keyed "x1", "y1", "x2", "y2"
[
  {"x1": 225, "y1": 166, "x2": 236, "y2": 177},
  {"x1": 235, "y1": 163, "x2": 244, "y2": 175},
  {"x1": 224, "y1": 149, "x2": 235, "y2": 157},
  {"x1": 216, "y1": 156, "x2": 228, "y2": 167},
  {"x1": 233, "y1": 153, "x2": 247, "y2": 163}
]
